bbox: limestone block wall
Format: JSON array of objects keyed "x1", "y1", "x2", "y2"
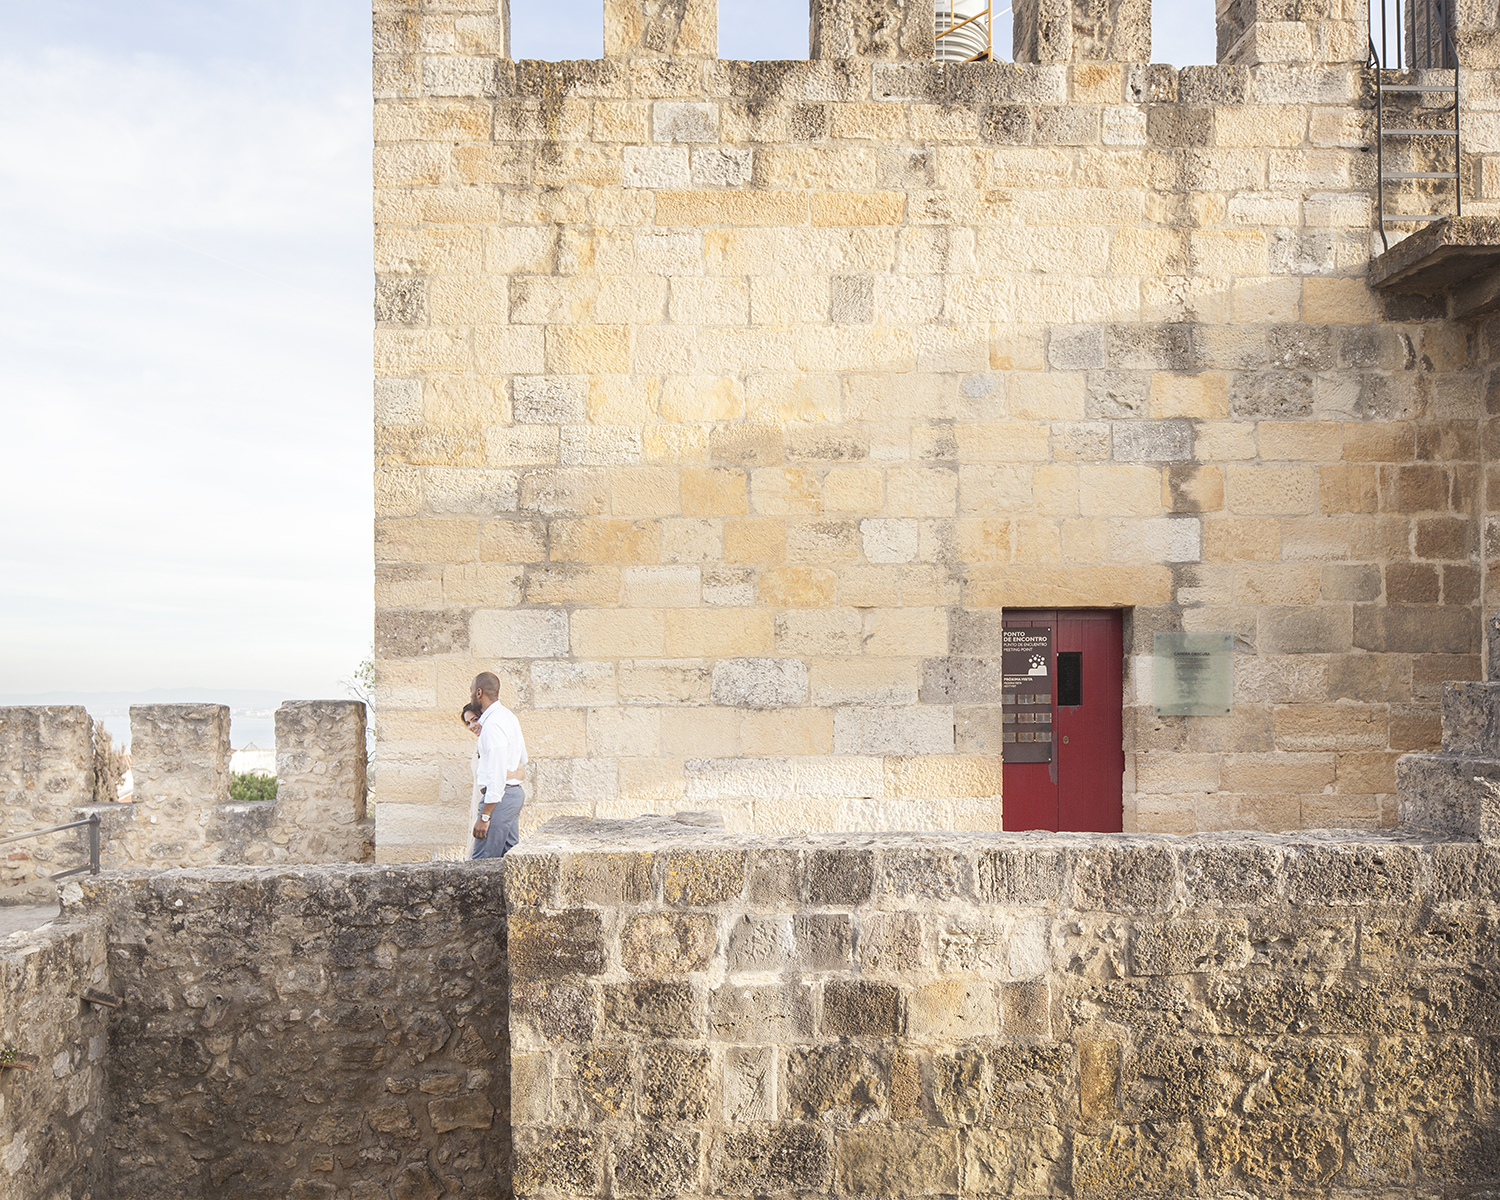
[
  {"x1": 371, "y1": 0, "x2": 1500, "y2": 854},
  {"x1": 504, "y1": 822, "x2": 1500, "y2": 1198},
  {"x1": 0, "y1": 707, "x2": 97, "y2": 886},
  {"x1": 0, "y1": 920, "x2": 111, "y2": 1200},
  {"x1": 96, "y1": 865, "x2": 511, "y2": 1200}
]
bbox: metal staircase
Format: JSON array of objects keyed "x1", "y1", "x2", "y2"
[{"x1": 1370, "y1": 0, "x2": 1462, "y2": 251}]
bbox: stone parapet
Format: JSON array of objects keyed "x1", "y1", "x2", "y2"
[
  {"x1": 271, "y1": 700, "x2": 373, "y2": 863},
  {"x1": 0, "y1": 707, "x2": 98, "y2": 888},
  {"x1": 126, "y1": 704, "x2": 229, "y2": 867},
  {"x1": 605, "y1": 0, "x2": 716, "y2": 58},
  {"x1": 810, "y1": 0, "x2": 936, "y2": 61},
  {"x1": 1013, "y1": 0, "x2": 1150, "y2": 62},
  {"x1": 504, "y1": 819, "x2": 1500, "y2": 1198},
  {"x1": 0, "y1": 702, "x2": 373, "y2": 884}
]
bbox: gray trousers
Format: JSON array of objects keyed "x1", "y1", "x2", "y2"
[{"x1": 472, "y1": 784, "x2": 524, "y2": 860}]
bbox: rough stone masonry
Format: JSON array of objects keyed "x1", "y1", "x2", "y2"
[
  {"x1": 2, "y1": 639, "x2": 1498, "y2": 1198},
  {"x1": 503, "y1": 820, "x2": 1500, "y2": 1199},
  {"x1": 372, "y1": 0, "x2": 1500, "y2": 859}
]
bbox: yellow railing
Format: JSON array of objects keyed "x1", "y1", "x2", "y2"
[{"x1": 934, "y1": 1, "x2": 991, "y2": 61}]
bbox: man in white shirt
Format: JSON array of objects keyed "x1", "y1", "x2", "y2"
[{"x1": 470, "y1": 672, "x2": 527, "y2": 859}]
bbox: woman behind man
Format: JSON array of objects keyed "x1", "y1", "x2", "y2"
[{"x1": 461, "y1": 672, "x2": 527, "y2": 859}]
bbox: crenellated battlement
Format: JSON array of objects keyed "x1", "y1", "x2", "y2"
[{"x1": 0, "y1": 701, "x2": 373, "y2": 892}]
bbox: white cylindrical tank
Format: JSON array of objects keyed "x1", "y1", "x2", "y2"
[{"x1": 935, "y1": 0, "x2": 990, "y2": 60}]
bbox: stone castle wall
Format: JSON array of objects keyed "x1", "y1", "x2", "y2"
[
  {"x1": 96, "y1": 865, "x2": 510, "y2": 1200},
  {"x1": 0, "y1": 921, "x2": 111, "y2": 1200},
  {"x1": 504, "y1": 821, "x2": 1500, "y2": 1198},
  {"x1": 0, "y1": 702, "x2": 374, "y2": 892},
  {"x1": 0, "y1": 822, "x2": 1494, "y2": 1199},
  {"x1": 371, "y1": 0, "x2": 1500, "y2": 858}
]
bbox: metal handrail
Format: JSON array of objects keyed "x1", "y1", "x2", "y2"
[
  {"x1": 1369, "y1": 0, "x2": 1462, "y2": 250},
  {"x1": 0, "y1": 814, "x2": 102, "y2": 883}
]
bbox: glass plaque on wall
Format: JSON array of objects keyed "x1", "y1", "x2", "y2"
[
  {"x1": 1153, "y1": 632, "x2": 1233, "y2": 716},
  {"x1": 1002, "y1": 626, "x2": 1053, "y2": 763}
]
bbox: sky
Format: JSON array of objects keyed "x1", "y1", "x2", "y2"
[{"x1": 0, "y1": 0, "x2": 1216, "y2": 709}]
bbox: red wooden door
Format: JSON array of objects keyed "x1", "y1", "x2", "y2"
[{"x1": 1001, "y1": 609, "x2": 1124, "y2": 832}]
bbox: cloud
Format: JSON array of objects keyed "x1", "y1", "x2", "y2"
[
  {"x1": 0, "y1": 46, "x2": 365, "y2": 237},
  {"x1": 0, "y1": 43, "x2": 371, "y2": 695}
]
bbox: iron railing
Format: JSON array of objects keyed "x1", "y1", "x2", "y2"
[
  {"x1": 0, "y1": 814, "x2": 102, "y2": 883},
  {"x1": 1369, "y1": 0, "x2": 1462, "y2": 250}
]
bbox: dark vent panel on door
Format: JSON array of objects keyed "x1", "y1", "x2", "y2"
[{"x1": 1057, "y1": 652, "x2": 1082, "y2": 707}]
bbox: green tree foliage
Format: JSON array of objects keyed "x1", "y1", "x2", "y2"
[{"x1": 230, "y1": 772, "x2": 277, "y2": 803}]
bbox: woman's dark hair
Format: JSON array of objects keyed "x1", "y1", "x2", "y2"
[{"x1": 461, "y1": 702, "x2": 482, "y2": 721}]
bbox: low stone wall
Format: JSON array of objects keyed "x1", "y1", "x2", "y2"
[
  {"x1": 0, "y1": 919, "x2": 111, "y2": 1200},
  {"x1": 504, "y1": 820, "x2": 1500, "y2": 1197},
  {"x1": 95, "y1": 864, "x2": 511, "y2": 1199},
  {"x1": 0, "y1": 824, "x2": 1493, "y2": 1199}
]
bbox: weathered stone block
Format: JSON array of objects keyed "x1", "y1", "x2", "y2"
[
  {"x1": 976, "y1": 847, "x2": 1065, "y2": 904},
  {"x1": 823, "y1": 980, "x2": 903, "y2": 1037},
  {"x1": 1071, "y1": 1121, "x2": 1200, "y2": 1191},
  {"x1": 875, "y1": 847, "x2": 970, "y2": 898},
  {"x1": 621, "y1": 912, "x2": 715, "y2": 976},
  {"x1": 715, "y1": 1124, "x2": 833, "y2": 1193},
  {"x1": 804, "y1": 848, "x2": 874, "y2": 905},
  {"x1": 783, "y1": 1046, "x2": 887, "y2": 1123},
  {"x1": 1180, "y1": 844, "x2": 1283, "y2": 907},
  {"x1": 794, "y1": 914, "x2": 853, "y2": 969},
  {"x1": 728, "y1": 914, "x2": 792, "y2": 973},
  {"x1": 857, "y1": 911, "x2": 927, "y2": 973},
  {"x1": 509, "y1": 912, "x2": 606, "y2": 980},
  {"x1": 559, "y1": 851, "x2": 653, "y2": 906},
  {"x1": 663, "y1": 848, "x2": 746, "y2": 905},
  {"x1": 836, "y1": 1128, "x2": 959, "y2": 1195},
  {"x1": 711, "y1": 983, "x2": 817, "y2": 1043},
  {"x1": 962, "y1": 1124, "x2": 1068, "y2": 1195},
  {"x1": 710, "y1": 658, "x2": 809, "y2": 708},
  {"x1": 613, "y1": 1128, "x2": 701, "y2": 1196},
  {"x1": 640, "y1": 1044, "x2": 709, "y2": 1121},
  {"x1": 513, "y1": 375, "x2": 587, "y2": 424},
  {"x1": 513, "y1": 1127, "x2": 601, "y2": 1195},
  {"x1": 513, "y1": 980, "x2": 598, "y2": 1046},
  {"x1": 1206, "y1": 1116, "x2": 1345, "y2": 1189},
  {"x1": 1285, "y1": 844, "x2": 1420, "y2": 907},
  {"x1": 602, "y1": 982, "x2": 704, "y2": 1039},
  {"x1": 1071, "y1": 844, "x2": 1177, "y2": 913},
  {"x1": 723, "y1": 1046, "x2": 778, "y2": 1123},
  {"x1": 907, "y1": 978, "x2": 1000, "y2": 1040}
]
